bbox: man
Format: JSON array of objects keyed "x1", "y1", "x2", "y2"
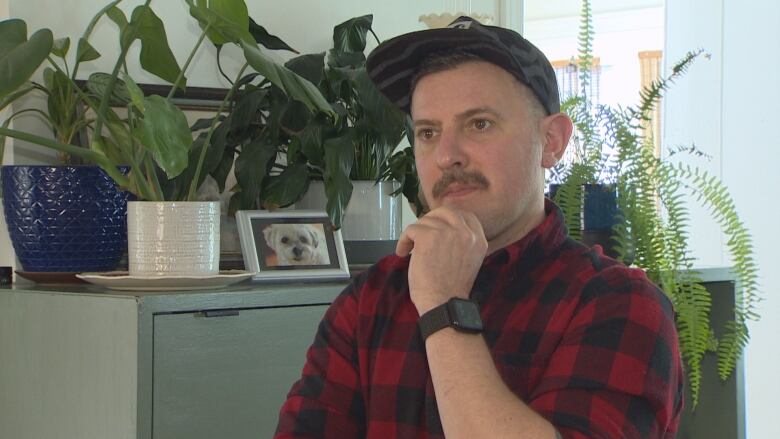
[{"x1": 275, "y1": 17, "x2": 683, "y2": 438}]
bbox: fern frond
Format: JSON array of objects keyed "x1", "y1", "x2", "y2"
[
  {"x1": 634, "y1": 50, "x2": 705, "y2": 122},
  {"x1": 674, "y1": 163, "x2": 761, "y2": 379}
]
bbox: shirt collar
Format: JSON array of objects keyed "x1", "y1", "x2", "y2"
[{"x1": 484, "y1": 198, "x2": 569, "y2": 268}]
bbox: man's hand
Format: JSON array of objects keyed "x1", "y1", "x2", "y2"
[{"x1": 396, "y1": 207, "x2": 488, "y2": 315}]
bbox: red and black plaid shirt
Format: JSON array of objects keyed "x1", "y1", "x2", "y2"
[{"x1": 275, "y1": 202, "x2": 684, "y2": 438}]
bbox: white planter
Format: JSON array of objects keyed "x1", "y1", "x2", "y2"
[
  {"x1": 295, "y1": 181, "x2": 402, "y2": 241},
  {"x1": 127, "y1": 201, "x2": 220, "y2": 276}
]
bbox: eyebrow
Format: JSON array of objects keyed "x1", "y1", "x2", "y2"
[{"x1": 413, "y1": 107, "x2": 503, "y2": 127}]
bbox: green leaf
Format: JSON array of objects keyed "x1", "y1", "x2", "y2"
[
  {"x1": 230, "y1": 88, "x2": 266, "y2": 134},
  {"x1": 123, "y1": 73, "x2": 146, "y2": 112},
  {"x1": 285, "y1": 52, "x2": 325, "y2": 85},
  {"x1": 286, "y1": 136, "x2": 303, "y2": 164},
  {"x1": 94, "y1": 132, "x2": 130, "y2": 168},
  {"x1": 86, "y1": 72, "x2": 131, "y2": 107},
  {"x1": 298, "y1": 121, "x2": 324, "y2": 168},
  {"x1": 241, "y1": 40, "x2": 333, "y2": 117},
  {"x1": 44, "y1": 68, "x2": 75, "y2": 135},
  {"x1": 190, "y1": 115, "x2": 221, "y2": 132},
  {"x1": 0, "y1": 19, "x2": 27, "y2": 57},
  {"x1": 125, "y1": 6, "x2": 184, "y2": 87},
  {"x1": 187, "y1": 0, "x2": 251, "y2": 46},
  {"x1": 0, "y1": 82, "x2": 34, "y2": 112},
  {"x1": 279, "y1": 100, "x2": 311, "y2": 133},
  {"x1": 249, "y1": 18, "x2": 298, "y2": 53},
  {"x1": 107, "y1": 5, "x2": 129, "y2": 28},
  {"x1": 52, "y1": 37, "x2": 70, "y2": 58},
  {"x1": 234, "y1": 137, "x2": 277, "y2": 207},
  {"x1": 262, "y1": 162, "x2": 310, "y2": 209},
  {"x1": 353, "y1": 67, "x2": 405, "y2": 146},
  {"x1": 139, "y1": 95, "x2": 192, "y2": 178},
  {"x1": 332, "y1": 14, "x2": 373, "y2": 54},
  {"x1": 327, "y1": 50, "x2": 365, "y2": 69},
  {"x1": 169, "y1": 123, "x2": 229, "y2": 200},
  {"x1": 210, "y1": 142, "x2": 236, "y2": 193},
  {"x1": 0, "y1": 24, "x2": 53, "y2": 100},
  {"x1": 75, "y1": 38, "x2": 100, "y2": 63},
  {"x1": 323, "y1": 129, "x2": 355, "y2": 228},
  {"x1": 0, "y1": 115, "x2": 12, "y2": 163}
]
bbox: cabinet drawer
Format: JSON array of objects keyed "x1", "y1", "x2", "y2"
[{"x1": 152, "y1": 304, "x2": 329, "y2": 439}]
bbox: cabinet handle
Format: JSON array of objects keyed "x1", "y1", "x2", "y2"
[{"x1": 202, "y1": 309, "x2": 240, "y2": 318}]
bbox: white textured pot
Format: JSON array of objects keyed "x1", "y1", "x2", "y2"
[
  {"x1": 296, "y1": 181, "x2": 402, "y2": 240},
  {"x1": 127, "y1": 201, "x2": 220, "y2": 276}
]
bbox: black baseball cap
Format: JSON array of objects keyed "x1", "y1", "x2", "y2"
[{"x1": 366, "y1": 16, "x2": 560, "y2": 115}]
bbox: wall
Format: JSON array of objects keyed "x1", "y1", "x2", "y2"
[
  {"x1": 7, "y1": 0, "x2": 510, "y2": 91},
  {"x1": 0, "y1": 0, "x2": 13, "y2": 268},
  {"x1": 664, "y1": 0, "x2": 780, "y2": 437}
]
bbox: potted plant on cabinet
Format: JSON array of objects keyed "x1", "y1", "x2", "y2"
[
  {"x1": 0, "y1": 4, "x2": 133, "y2": 274},
  {"x1": 551, "y1": 0, "x2": 759, "y2": 407},
  {"x1": 202, "y1": 14, "x2": 421, "y2": 251},
  {"x1": 0, "y1": 0, "x2": 333, "y2": 278}
]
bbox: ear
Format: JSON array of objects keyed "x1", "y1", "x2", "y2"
[
  {"x1": 309, "y1": 228, "x2": 320, "y2": 248},
  {"x1": 539, "y1": 112, "x2": 573, "y2": 168},
  {"x1": 263, "y1": 225, "x2": 275, "y2": 247}
]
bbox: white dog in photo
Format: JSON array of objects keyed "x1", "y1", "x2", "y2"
[{"x1": 263, "y1": 224, "x2": 329, "y2": 266}]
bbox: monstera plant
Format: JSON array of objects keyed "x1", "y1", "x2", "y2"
[{"x1": 203, "y1": 14, "x2": 420, "y2": 228}]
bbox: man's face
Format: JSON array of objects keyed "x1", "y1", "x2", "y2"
[{"x1": 410, "y1": 60, "x2": 549, "y2": 246}]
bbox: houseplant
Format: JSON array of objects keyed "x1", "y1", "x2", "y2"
[
  {"x1": 0, "y1": 3, "x2": 135, "y2": 273},
  {"x1": 0, "y1": 0, "x2": 334, "y2": 275},
  {"x1": 551, "y1": 0, "x2": 759, "y2": 405},
  {"x1": 203, "y1": 14, "x2": 420, "y2": 232}
]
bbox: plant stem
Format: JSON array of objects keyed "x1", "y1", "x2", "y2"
[
  {"x1": 72, "y1": 0, "x2": 124, "y2": 81},
  {"x1": 185, "y1": 62, "x2": 249, "y2": 201},
  {"x1": 166, "y1": 23, "x2": 211, "y2": 100},
  {"x1": 93, "y1": 0, "x2": 152, "y2": 145},
  {"x1": 124, "y1": 95, "x2": 162, "y2": 200}
]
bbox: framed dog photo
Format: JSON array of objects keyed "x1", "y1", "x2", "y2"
[{"x1": 236, "y1": 210, "x2": 350, "y2": 282}]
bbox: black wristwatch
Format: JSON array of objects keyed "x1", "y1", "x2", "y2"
[{"x1": 418, "y1": 297, "x2": 483, "y2": 340}]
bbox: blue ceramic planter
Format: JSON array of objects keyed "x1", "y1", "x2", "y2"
[
  {"x1": 582, "y1": 184, "x2": 619, "y2": 230},
  {"x1": 547, "y1": 183, "x2": 619, "y2": 230},
  {"x1": 1, "y1": 165, "x2": 131, "y2": 272}
]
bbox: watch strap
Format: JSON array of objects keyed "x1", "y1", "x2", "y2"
[{"x1": 418, "y1": 302, "x2": 452, "y2": 341}]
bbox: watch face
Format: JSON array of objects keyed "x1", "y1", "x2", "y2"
[{"x1": 449, "y1": 299, "x2": 483, "y2": 331}]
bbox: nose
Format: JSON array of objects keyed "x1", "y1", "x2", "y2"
[
  {"x1": 435, "y1": 129, "x2": 468, "y2": 169},
  {"x1": 293, "y1": 247, "x2": 303, "y2": 257}
]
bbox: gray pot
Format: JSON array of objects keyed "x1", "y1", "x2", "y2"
[{"x1": 295, "y1": 181, "x2": 402, "y2": 241}]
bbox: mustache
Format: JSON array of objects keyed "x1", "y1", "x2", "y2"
[{"x1": 431, "y1": 169, "x2": 489, "y2": 199}]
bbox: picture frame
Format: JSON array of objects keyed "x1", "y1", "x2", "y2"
[{"x1": 236, "y1": 210, "x2": 350, "y2": 282}]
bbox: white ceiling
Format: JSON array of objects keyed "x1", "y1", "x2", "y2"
[{"x1": 524, "y1": 0, "x2": 663, "y2": 21}]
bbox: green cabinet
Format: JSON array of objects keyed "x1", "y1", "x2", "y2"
[
  {"x1": 153, "y1": 305, "x2": 329, "y2": 438},
  {"x1": 0, "y1": 282, "x2": 343, "y2": 439},
  {"x1": 0, "y1": 268, "x2": 744, "y2": 438}
]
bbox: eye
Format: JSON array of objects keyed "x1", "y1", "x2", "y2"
[
  {"x1": 472, "y1": 118, "x2": 492, "y2": 131},
  {"x1": 415, "y1": 127, "x2": 435, "y2": 141},
  {"x1": 300, "y1": 236, "x2": 308, "y2": 244},
  {"x1": 281, "y1": 236, "x2": 289, "y2": 244}
]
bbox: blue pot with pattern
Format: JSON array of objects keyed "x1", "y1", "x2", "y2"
[{"x1": 1, "y1": 165, "x2": 131, "y2": 272}]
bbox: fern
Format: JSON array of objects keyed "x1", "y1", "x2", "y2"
[{"x1": 554, "y1": 0, "x2": 760, "y2": 408}]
